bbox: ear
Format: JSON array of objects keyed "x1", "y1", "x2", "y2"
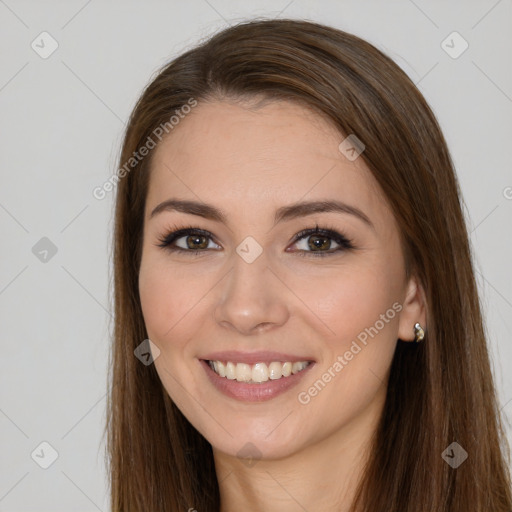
[{"x1": 397, "y1": 274, "x2": 427, "y2": 342}]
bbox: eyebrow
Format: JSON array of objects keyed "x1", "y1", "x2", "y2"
[{"x1": 149, "y1": 198, "x2": 375, "y2": 231}]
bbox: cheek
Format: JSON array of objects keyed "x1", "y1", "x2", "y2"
[
  {"x1": 138, "y1": 258, "x2": 208, "y2": 414},
  {"x1": 290, "y1": 258, "x2": 403, "y2": 350},
  {"x1": 138, "y1": 257, "x2": 206, "y2": 356},
  {"x1": 291, "y1": 259, "x2": 403, "y2": 421}
]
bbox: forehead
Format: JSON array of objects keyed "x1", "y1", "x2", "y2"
[{"x1": 147, "y1": 100, "x2": 390, "y2": 231}]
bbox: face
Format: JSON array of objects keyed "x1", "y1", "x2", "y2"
[{"x1": 138, "y1": 99, "x2": 423, "y2": 461}]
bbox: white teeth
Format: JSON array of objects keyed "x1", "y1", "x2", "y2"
[
  {"x1": 225, "y1": 361, "x2": 236, "y2": 380},
  {"x1": 208, "y1": 360, "x2": 310, "y2": 383},
  {"x1": 252, "y1": 363, "x2": 269, "y2": 383},
  {"x1": 268, "y1": 361, "x2": 282, "y2": 380},
  {"x1": 292, "y1": 361, "x2": 306, "y2": 374},
  {"x1": 236, "y1": 363, "x2": 252, "y2": 382}
]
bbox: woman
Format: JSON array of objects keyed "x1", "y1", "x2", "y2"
[{"x1": 105, "y1": 18, "x2": 512, "y2": 511}]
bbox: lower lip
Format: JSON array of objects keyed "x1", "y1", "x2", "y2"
[{"x1": 200, "y1": 359, "x2": 315, "y2": 402}]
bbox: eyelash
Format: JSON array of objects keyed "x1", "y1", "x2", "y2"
[{"x1": 155, "y1": 223, "x2": 355, "y2": 258}]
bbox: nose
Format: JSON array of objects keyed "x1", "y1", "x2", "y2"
[{"x1": 213, "y1": 248, "x2": 290, "y2": 335}]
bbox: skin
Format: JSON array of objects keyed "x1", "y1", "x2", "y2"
[{"x1": 138, "y1": 99, "x2": 426, "y2": 512}]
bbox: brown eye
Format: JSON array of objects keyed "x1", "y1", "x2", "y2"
[
  {"x1": 185, "y1": 234, "x2": 209, "y2": 250},
  {"x1": 289, "y1": 226, "x2": 355, "y2": 257},
  {"x1": 156, "y1": 227, "x2": 221, "y2": 253},
  {"x1": 308, "y1": 235, "x2": 332, "y2": 251}
]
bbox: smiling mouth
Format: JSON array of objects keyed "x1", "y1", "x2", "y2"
[{"x1": 205, "y1": 360, "x2": 313, "y2": 383}]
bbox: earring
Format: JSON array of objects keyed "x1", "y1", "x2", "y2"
[{"x1": 413, "y1": 322, "x2": 425, "y2": 343}]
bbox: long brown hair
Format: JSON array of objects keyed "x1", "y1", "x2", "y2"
[{"x1": 105, "y1": 18, "x2": 512, "y2": 511}]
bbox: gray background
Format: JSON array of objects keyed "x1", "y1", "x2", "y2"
[{"x1": 1, "y1": 0, "x2": 511, "y2": 510}]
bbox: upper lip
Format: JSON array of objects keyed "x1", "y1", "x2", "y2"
[{"x1": 201, "y1": 350, "x2": 316, "y2": 365}]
